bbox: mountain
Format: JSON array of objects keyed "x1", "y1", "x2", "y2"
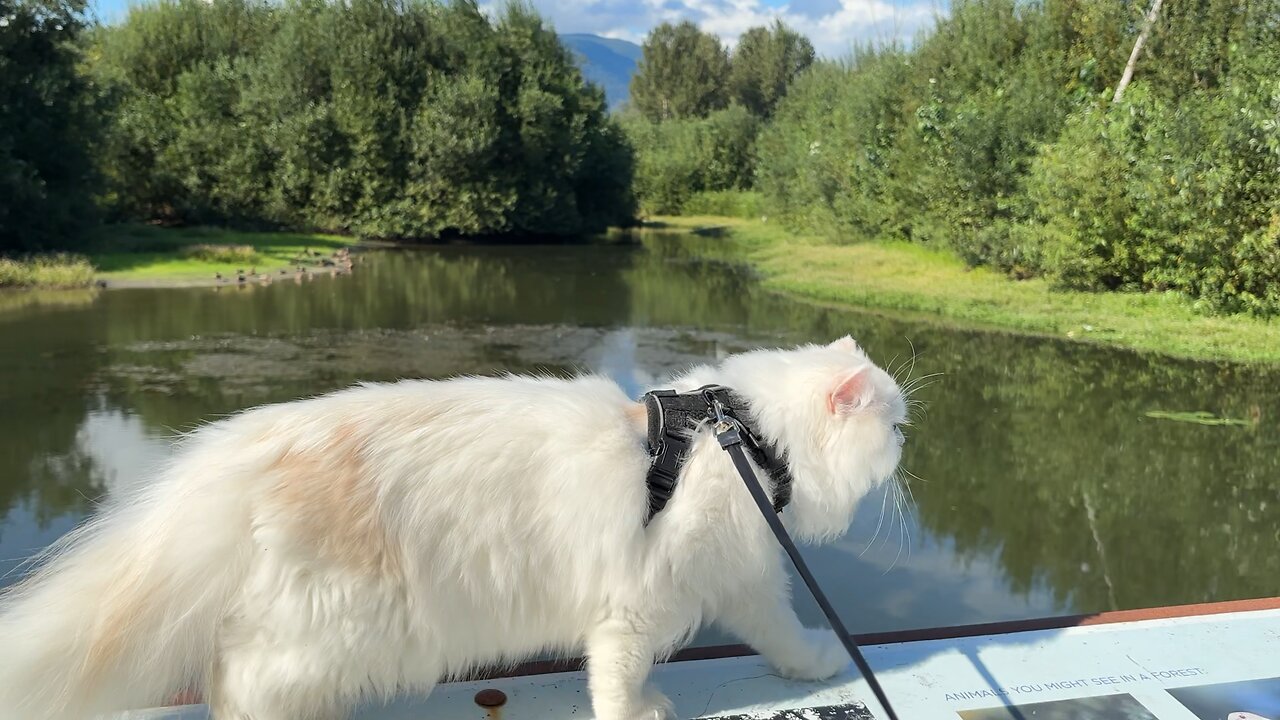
[{"x1": 560, "y1": 33, "x2": 642, "y2": 111}]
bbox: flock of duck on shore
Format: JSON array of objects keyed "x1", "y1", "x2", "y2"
[{"x1": 214, "y1": 247, "x2": 355, "y2": 286}]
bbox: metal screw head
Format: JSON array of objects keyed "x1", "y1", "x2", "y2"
[{"x1": 474, "y1": 689, "x2": 507, "y2": 708}]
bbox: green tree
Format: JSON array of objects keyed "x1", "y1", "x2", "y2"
[
  {"x1": 629, "y1": 21, "x2": 729, "y2": 121},
  {"x1": 89, "y1": 0, "x2": 635, "y2": 240},
  {"x1": 756, "y1": 0, "x2": 1280, "y2": 315},
  {"x1": 0, "y1": 0, "x2": 100, "y2": 252},
  {"x1": 91, "y1": 0, "x2": 272, "y2": 222},
  {"x1": 727, "y1": 20, "x2": 814, "y2": 118},
  {"x1": 624, "y1": 20, "x2": 809, "y2": 210}
]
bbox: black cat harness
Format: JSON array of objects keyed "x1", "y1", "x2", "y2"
[
  {"x1": 642, "y1": 384, "x2": 792, "y2": 523},
  {"x1": 640, "y1": 384, "x2": 902, "y2": 720}
]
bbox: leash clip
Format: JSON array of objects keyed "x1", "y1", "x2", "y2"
[{"x1": 705, "y1": 392, "x2": 742, "y2": 447}]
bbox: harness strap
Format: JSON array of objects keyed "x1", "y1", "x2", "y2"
[{"x1": 642, "y1": 385, "x2": 792, "y2": 524}]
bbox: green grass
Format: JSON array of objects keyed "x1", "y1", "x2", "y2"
[
  {"x1": 652, "y1": 215, "x2": 1280, "y2": 365},
  {"x1": 0, "y1": 254, "x2": 96, "y2": 289},
  {"x1": 88, "y1": 225, "x2": 351, "y2": 282},
  {"x1": 679, "y1": 190, "x2": 765, "y2": 220}
]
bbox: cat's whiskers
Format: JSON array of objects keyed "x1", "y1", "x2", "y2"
[
  {"x1": 901, "y1": 376, "x2": 941, "y2": 424},
  {"x1": 900, "y1": 372, "x2": 943, "y2": 396},
  {"x1": 901, "y1": 466, "x2": 927, "y2": 485},
  {"x1": 886, "y1": 478, "x2": 910, "y2": 573},
  {"x1": 901, "y1": 483, "x2": 914, "y2": 565},
  {"x1": 903, "y1": 338, "x2": 920, "y2": 385},
  {"x1": 885, "y1": 352, "x2": 904, "y2": 381},
  {"x1": 891, "y1": 339, "x2": 938, "y2": 428},
  {"x1": 906, "y1": 379, "x2": 947, "y2": 394},
  {"x1": 899, "y1": 471, "x2": 920, "y2": 565},
  {"x1": 886, "y1": 343, "x2": 926, "y2": 574},
  {"x1": 888, "y1": 338, "x2": 922, "y2": 385},
  {"x1": 893, "y1": 346, "x2": 926, "y2": 573},
  {"x1": 903, "y1": 398, "x2": 927, "y2": 419},
  {"x1": 860, "y1": 481, "x2": 894, "y2": 558}
]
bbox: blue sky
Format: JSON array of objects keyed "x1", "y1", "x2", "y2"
[{"x1": 89, "y1": 0, "x2": 945, "y2": 57}]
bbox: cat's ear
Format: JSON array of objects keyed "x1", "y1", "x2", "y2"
[
  {"x1": 828, "y1": 335, "x2": 861, "y2": 354},
  {"x1": 828, "y1": 369, "x2": 873, "y2": 415}
]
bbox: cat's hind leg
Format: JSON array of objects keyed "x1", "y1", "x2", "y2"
[
  {"x1": 207, "y1": 593, "x2": 402, "y2": 720},
  {"x1": 208, "y1": 639, "x2": 355, "y2": 720}
]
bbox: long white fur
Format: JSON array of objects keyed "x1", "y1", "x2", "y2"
[{"x1": 0, "y1": 337, "x2": 907, "y2": 720}]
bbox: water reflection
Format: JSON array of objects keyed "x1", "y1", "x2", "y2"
[{"x1": 1, "y1": 234, "x2": 1277, "y2": 635}]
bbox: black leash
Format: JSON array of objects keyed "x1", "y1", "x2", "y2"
[{"x1": 706, "y1": 394, "x2": 903, "y2": 720}]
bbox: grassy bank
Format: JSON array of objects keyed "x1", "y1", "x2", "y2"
[
  {"x1": 0, "y1": 255, "x2": 96, "y2": 290},
  {"x1": 653, "y1": 216, "x2": 1280, "y2": 365},
  {"x1": 88, "y1": 225, "x2": 350, "y2": 284},
  {"x1": 3, "y1": 225, "x2": 353, "y2": 290}
]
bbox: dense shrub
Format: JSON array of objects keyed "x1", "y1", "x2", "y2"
[
  {"x1": 758, "y1": 0, "x2": 1280, "y2": 315},
  {"x1": 682, "y1": 190, "x2": 765, "y2": 219},
  {"x1": 755, "y1": 50, "x2": 911, "y2": 240},
  {"x1": 621, "y1": 105, "x2": 758, "y2": 214},
  {"x1": 1030, "y1": 81, "x2": 1280, "y2": 313},
  {"x1": 1023, "y1": 1, "x2": 1280, "y2": 314},
  {"x1": 89, "y1": 0, "x2": 635, "y2": 239}
]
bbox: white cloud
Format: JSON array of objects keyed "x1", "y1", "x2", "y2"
[
  {"x1": 785, "y1": 0, "x2": 940, "y2": 55},
  {"x1": 526, "y1": 0, "x2": 942, "y2": 57}
]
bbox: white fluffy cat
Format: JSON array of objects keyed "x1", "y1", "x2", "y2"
[{"x1": 0, "y1": 336, "x2": 908, "y2": 720}]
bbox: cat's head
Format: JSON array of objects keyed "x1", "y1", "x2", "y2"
[{"x1": 715, "y1": 336, "x2": 910, "y2": 544}]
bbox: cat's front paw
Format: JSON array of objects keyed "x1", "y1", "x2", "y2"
[
  {"x1": 633, "y1": 686, "x2": 676, "y2": 720},
  {"x1": 770, "y1": 628, "x2": 849, "y2": 681},
  {"x1": 592, "y1": 684, "x2": 675, "y2": 720}
]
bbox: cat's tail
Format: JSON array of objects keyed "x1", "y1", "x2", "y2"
[{"x1": 0, "y1": 429, "x2": 253, "y2": 720}]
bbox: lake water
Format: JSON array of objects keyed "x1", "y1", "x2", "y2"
[{"x1": 2, "y1": 233, "x2": 1278, "y2": 644}]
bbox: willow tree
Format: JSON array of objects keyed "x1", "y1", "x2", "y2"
[
  {"x1": 629, "y1": 21, "x2": 729, "y2": 121},
  {"x1": 727, "y1": 20, "x2": 814, "y2": 118}
]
